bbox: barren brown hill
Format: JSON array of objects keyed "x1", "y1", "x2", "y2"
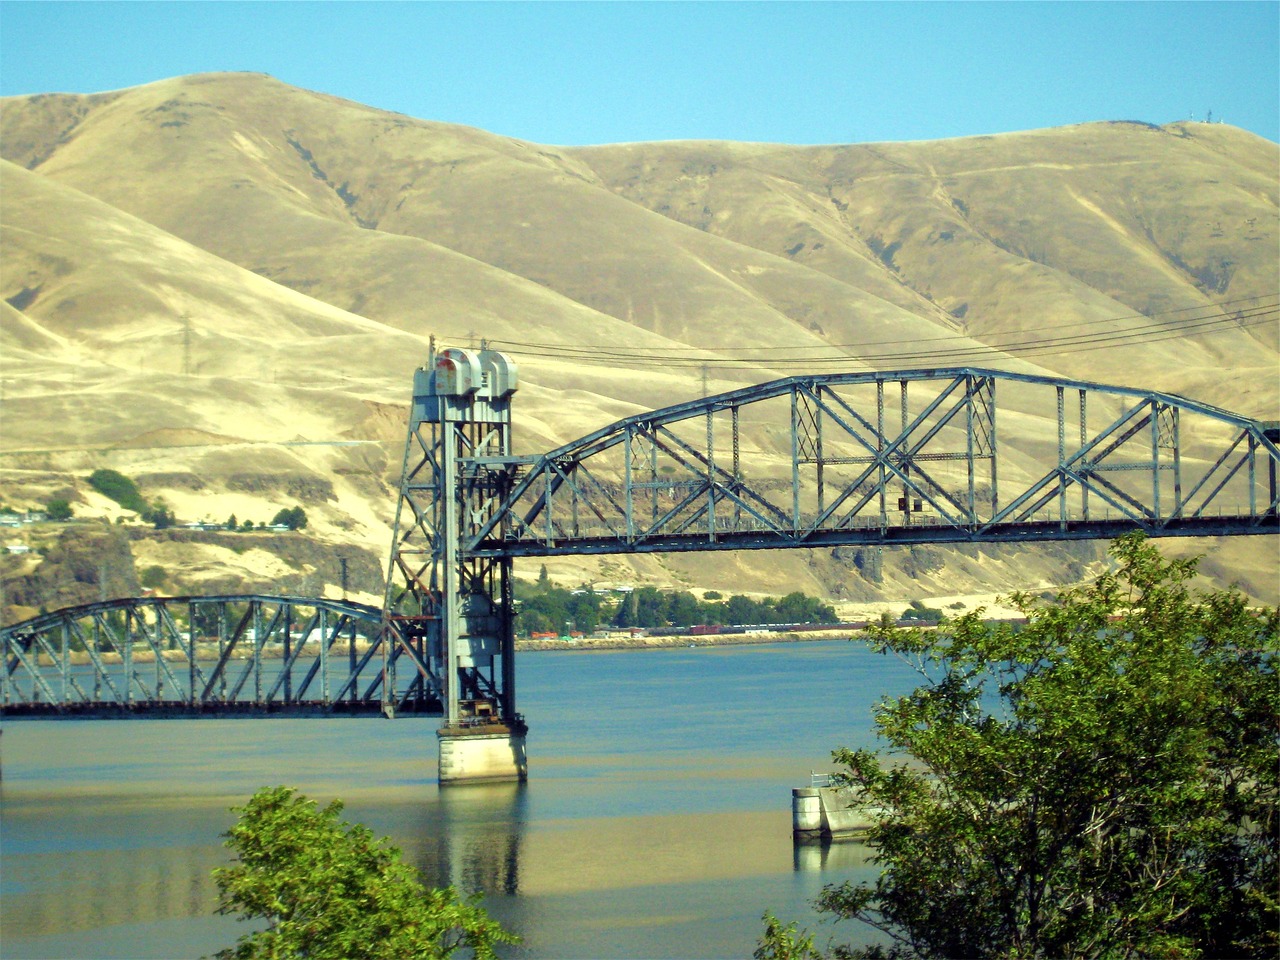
[{"x1": 1, "y1": 72, "x2": 1276, "y2": 618}]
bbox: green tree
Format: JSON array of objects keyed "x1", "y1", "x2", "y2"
[
  {"x1": 776, "y1": 590, "x2": 838, "y2": 624},
  {"x1": 515, "y1": 587, "x2": 569, "y2": 635},
  {"x1": 755, "y1": 912, "x2": 823, "y2": 960},
  {"x1": 211, "y1": 785, "x2": 518, "y2": 960},
  {"x1": 667, "y1": 590, "x2": 703, "y2": 627},
  {"x1": 632, "y1": 586, "x2": 669, "y2": 628},
  {"x1": 87, "y1": 468, "x2": 148, "y2": 513},
  {"x1": 726, "y1": 594, "x2": 762, "y2": 625},
  {"x1": 566, "y1": 587, "x2": 602, "y2": 634},
  {"x1": 142, "y1": 500, "x2": 175, "y2": 529},
  {"x1": 45, "y1": 498, "x2": 73, "y2": 521},
  {"x1": 898, "y1": 599, "x2": 943, "y2": 623},
  {"x1": 771, "y1": 534, "x2": 1278, "y2": 959},
  {"x1": 271, "y1": 506, "x2": 308, "y2": 531}
]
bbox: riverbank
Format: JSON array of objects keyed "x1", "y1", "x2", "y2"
[{"x1": 515, "y1": 628, "x2": 864, "y2": 653}]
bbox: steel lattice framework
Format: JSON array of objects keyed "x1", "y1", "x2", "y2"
[
  {"x1": 3, "y1": 362, "x2": 1276, "y2": 720},
  {"x1": 466, "y1": 367, "x2": 1278, "y2": 557},
  {"x1": 1, "y1": 595, "x2": 412, "y2": 717}
]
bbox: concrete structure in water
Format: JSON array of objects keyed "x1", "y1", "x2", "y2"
[
  {"x1": 792, "y1": 780, "x2": 873, "y2": 841},
  {"x1": 438, "y1": 723, "x2": 528, "y2": 784}
]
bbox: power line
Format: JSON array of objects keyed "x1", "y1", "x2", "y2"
[
  {"x1": 490, "y1": 300, "x2": 1277, "y2": 370},
  {"x1": 491, "y1": 294, "x2": 1277, "y2": 360}
]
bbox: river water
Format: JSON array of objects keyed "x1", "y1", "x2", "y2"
[{"x1": 1, "y1": 639, "x2": 921, "y2": 959}]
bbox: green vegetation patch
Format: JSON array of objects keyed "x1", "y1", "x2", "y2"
[
  {"x1": 87, "y1": 469, "x2": 148, "y2": 513},
  {"x1": 514, "y1": 581, "x2": 838, "y2": 636}
]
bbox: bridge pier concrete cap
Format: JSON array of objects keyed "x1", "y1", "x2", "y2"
[
  {"x1": 438, "y1": 723, "x2": 528, "y2": 785},
  {"x1": 792, "y1": 787, "x2": 823, "y2": 839}
]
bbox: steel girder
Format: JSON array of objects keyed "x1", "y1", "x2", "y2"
[
  {"x1": 463, "y1": 367, "x2": 1278, "y2": 558},
  {"x1": 0, "y1": 595, "x2": 435, "y2": 717}
]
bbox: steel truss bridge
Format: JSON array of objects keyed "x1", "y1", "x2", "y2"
[
  {"x1": 2, "y1": 596, "x2": 396, "y2": 717},
  {"x1": 4, "y1": 359, "x2": 1277, "y2": 722}
]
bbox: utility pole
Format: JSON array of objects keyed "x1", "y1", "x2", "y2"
[{"x1": 339, "y1": 558, "x2": 349, "y2": 599}]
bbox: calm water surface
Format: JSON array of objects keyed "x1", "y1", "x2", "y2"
[{"x1": 1, "y1": 640, "x2": 919, "y2": 959}]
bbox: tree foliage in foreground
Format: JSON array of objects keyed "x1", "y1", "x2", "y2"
[
  {"x1": 764, "y1": 534, "x2": 1278, "y2": 959},
  {"x1": 211, "y1": 785, "x2": 518, "y2": 960}
]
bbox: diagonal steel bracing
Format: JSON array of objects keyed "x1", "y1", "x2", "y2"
[
  {"x1": 2, "y1": 596, "x2": 387, "y2": 716},
  {"x1": 464, "y1": 367, "x2": 1276, "y2": 557},
  {"x1": 4, "y1": 362, "x2": 1276, "y2": 719}
]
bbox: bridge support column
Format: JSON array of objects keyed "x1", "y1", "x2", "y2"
[
  {"x1": 438, "y1": 721, "x2": 528, "y2": 784},
  {"x1": 383, "y1": 344, "x2": 527, "y2": 784}
]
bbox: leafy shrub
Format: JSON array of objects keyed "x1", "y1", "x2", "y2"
[
  {"x1": 900, "y1": 599, "x2": 944, "y2": 623},
  {"x1": 769, "y1": 535, "x2": 1279, "y2": 959},
  {"x1": 142, "y1": 502, "x2": 175, "y2": 529},
  {"x1": 213, "y1": 786, "x2": 518, "y2": 959}
]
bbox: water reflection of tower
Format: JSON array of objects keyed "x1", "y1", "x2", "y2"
[{"x1": 415, "y1": 783, "x2": 526, "y2": 896}]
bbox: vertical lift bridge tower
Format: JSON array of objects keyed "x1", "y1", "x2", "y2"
[{"x1": 383, "y1": 345, "x2": 526, "y2": 783}]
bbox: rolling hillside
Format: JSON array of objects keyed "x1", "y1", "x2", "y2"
[{"x1": 1, "y1": 72, "x2": 1276, "y2": 620}]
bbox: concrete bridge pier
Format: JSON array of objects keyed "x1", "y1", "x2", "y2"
[
  {"x1": 438, "y1": 721, "x2": 528, "y2": 784},
  {"x1": 793, "y1": 781, "x2": 874, "y2": 841},
  {"x1": 791, "y1": 787, "x2": 824, "y2": 840}
]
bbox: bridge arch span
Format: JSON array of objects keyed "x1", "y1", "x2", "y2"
[
  {"x1": 1, "y1": 594, "x2": 438, "y2": 718},
  {"x1": 468, "y1": 367, "x2": 1278, "y2": 557}
]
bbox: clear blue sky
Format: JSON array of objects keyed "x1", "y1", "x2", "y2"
[{"x1": 2, "y1": 1, "x2": 1276, "y2": 146}]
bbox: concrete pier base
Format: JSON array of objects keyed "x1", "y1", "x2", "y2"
[
  {"x1": 792, "y1": 788, "x2": 824, "y2": 840},
  {"x1": 792, "y1": 785, "x2": 874, "y2": 841},
  {"x1": 438, "y1": 722, "x2": 528, "y2": 785}
]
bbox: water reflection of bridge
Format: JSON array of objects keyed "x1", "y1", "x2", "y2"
[{"x1": 4, "y1": 356, "x2": 1277, "y2": 779}]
